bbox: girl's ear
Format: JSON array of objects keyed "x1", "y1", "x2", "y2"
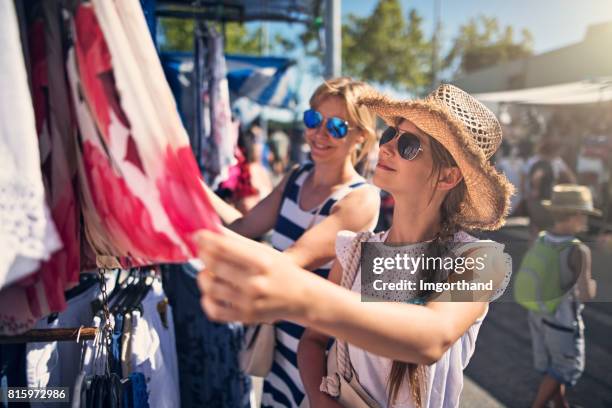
[{"x1": 437, "y1": 166, "x2": 463, "y2": 191}]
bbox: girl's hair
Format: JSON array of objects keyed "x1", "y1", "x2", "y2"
[
  {"x1": 386, "y1": 128, "x2": 467, "y2": 408},
  {"x1": 309, "y1": 77, "x2": 377, "y2": 165}
]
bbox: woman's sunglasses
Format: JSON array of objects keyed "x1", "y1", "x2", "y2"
[
  {"x1": 303, "y1": 108, "x2": 351, "y2": 139},
  {"x1": 379, "y1": 126, "x2": 423, "y2": 161}
]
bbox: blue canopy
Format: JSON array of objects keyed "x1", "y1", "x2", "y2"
[
  {"x1": 160, "y1": 51, "x2": 297, "y2": 109},
  {"x1": 226, "y1": 54, "x2": 297, "y2": 108}
]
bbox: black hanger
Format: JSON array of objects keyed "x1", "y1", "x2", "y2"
[
  {"x1": 120, "y1": 273, "x2": 155, "y2": 316},
  {"x1": 109, "y1": 269, "x2": 141, "y2": 314}
]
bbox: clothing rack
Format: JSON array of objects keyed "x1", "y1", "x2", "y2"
[{"x1": 0, "y1": 327, "x2": 97, "y2": 344}]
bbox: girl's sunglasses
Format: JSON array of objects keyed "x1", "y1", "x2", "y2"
[
  {"x1": 303, "y1": 108, "x2": 351, "y2": 139},
  {"x1": 380, "y1": 126, "x2": 423, "y2": 161}
]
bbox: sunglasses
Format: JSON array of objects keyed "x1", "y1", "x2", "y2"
[
  {"x1": 303, "y1": 108, "x2": 351, "y2": 139},
  {"x1": 379, "y1": 126, "x2": 423, "y2": 161}
]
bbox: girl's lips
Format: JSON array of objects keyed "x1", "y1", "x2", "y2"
[
  {"x1": 376, "y1": 163, "x2": 396, "y2": 171},
  {"x1": 309, "y1": 141, "x2": 333, "y2": 152}
]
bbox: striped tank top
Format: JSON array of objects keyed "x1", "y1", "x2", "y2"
[{"x1": 261, "y1": 163, "x2": 368, "y2": 407}]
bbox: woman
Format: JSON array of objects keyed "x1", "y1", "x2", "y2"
[
  {"x1": 196, "y1": 84, "x2": 513, "y2": 407},
  {"x1": 205, "y1": 77, "x2": 381, "y2": 407}
]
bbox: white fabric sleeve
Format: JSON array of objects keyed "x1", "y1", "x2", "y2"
[
  {"x1": 451, "y1": 240, "x2": 513, "y2": 302},
  {"x1": 335, "y1": 230, "x2": 358, "y2": 272}
]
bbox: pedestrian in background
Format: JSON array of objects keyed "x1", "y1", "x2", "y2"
[{"x1": 514, "y1": 184, "x2": 598, "y2": 408}]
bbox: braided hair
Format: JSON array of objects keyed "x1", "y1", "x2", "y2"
[{"x1": 387, "y1": 133, "x2": 467, "y2": 408}]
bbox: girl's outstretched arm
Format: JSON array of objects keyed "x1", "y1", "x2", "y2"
[{"x1": 196, "y1": 231, "x2": 500, "y2": 365}]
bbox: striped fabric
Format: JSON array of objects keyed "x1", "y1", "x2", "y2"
[{"x1": 261, "y1": 163, "x2": 366, "y2": 407}]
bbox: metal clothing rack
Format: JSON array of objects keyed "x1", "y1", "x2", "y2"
[{"x1": 0, "y1": 270, "x2": 114, "y2": 347}]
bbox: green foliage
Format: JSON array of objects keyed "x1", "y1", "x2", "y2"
[
  {"x1": 159, "y1": 18, "x2": 194, "y2": 52},
  {"x1": 342, "y1": 1, "x2": 432, "y2": 93},
  {"x1": 444, "y1": 15, "x2": 533, "y2": 76},
  {"x1": 158, "y1": 18, "x2": 266, "y2": 55},
  {"x1": 294, "y1": 0, "x2": 431, "y2": 92}
]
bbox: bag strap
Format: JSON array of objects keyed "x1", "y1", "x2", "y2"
[{"x1": 336, "y1": 231, "x2": 374, "y2": 382}]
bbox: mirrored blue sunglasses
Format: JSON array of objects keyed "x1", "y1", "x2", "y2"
[{"x1": 303, "y1": 108, "x2": 351, "y2": 139}]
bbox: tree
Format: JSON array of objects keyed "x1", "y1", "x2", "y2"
[
  {"x1": 444, "y1": 16, "x2": 533, "y2": 76},
  {"x1": 159, "y1": 18, "x2": 267, "y2": 55},
  {"x1": 342, "y1": 0, "x2": 432, "y2": 92},
  {"x1": 292, "y1": 0, "x2": 431, "y2": 92}
]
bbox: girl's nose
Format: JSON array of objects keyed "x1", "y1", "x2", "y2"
[{"x1": 379, "y1": 138, "x2": 395, "y2": 158}]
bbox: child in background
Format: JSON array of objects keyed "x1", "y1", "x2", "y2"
[{"x1": 514, "y1": 184, "x2": 598, "y2": 408}]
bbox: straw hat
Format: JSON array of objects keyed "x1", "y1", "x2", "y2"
[
  {"x1": 359, "y1": 83, "x2": 514, "y2": 230},
  {"x1": 542, "y1": 184, "x2": 602, "y2": 217}
]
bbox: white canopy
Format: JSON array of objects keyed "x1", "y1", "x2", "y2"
[{"x1": 473, "y1": 78, "x2": 612, "y2": 105}]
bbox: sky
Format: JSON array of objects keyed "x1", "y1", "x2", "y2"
[
  {"x1": 252, "y1": 0, "x2": 612, "y2": 119},
  {"x1": 343, "y1": 0, "x2": 612, "y2": 54}
]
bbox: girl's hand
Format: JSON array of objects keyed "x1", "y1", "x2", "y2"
[{"x1": 195, "y1": 230, "x2": 313, "y2": 324}]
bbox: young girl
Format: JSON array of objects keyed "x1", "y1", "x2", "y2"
[
  {"x1": 204, "y1": 78, "x2": 381, "y2": 406},
  {"x1": 196, "y1": 84, "x2": 513, "y2": 407}
]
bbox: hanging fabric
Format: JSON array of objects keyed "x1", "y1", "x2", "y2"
[
  {"x1": 26, "y1": 271, "x2": 117, "y2": 408},
  {"x1": 202, "y1": 26, "x2": 238, "y2": 188},
  {"x1": 0, "y1": 0, "x2": 64, "y2": 336},
  {"x1": 67, "y1": 0, "x2": 220, "y2": 267},
  {"x1": 162, "y1": 263, "x2": 251, "y2": 408},
  {"x1": 0, "y1": 0, "x2": 60, "y2": 289},
  {"x1": 26, "y1": 0, "x2": 82, "y2": 315}
]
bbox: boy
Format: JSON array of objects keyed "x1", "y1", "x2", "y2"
[{"x1": 515, "y1": 184, "x2": 598, "y2": 408}]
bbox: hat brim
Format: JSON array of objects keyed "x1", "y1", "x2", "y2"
[
  {"x1": 360, "y1": 95, "x2": 514, "y2": 231},
  {"x1": 541, "y1": 201, "x2": 602, "y2": 217}
]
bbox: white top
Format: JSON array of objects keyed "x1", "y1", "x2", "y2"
[
  {"x1": 334, "y1": 230, "x2": 511, "y2": 408},
  {"x1": 0, "y1": 0, "x2": 60, "y2": 288}
]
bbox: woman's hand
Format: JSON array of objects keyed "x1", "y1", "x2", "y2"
[{"x1": 195, "y1": 230, "x2": 315, "y2": 324}]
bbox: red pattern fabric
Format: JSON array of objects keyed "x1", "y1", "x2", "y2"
[{"x1": 70, "y1": 4, "x2": 220, "y2": 265}]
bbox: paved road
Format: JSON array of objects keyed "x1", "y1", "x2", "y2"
[{"x1": 463, "y1": 226, "x2": 612, "y2": 408}]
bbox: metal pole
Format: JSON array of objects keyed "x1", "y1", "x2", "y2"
[{"x1": 324, "y1": 0, "x2": 341, "y2": 79}]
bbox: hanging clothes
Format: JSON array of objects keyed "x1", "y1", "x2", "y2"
[
  {"x1": 25, "y1": 271, "x2": 178, "y2": 408},
  {"x1": 160, "y1": 52, "x2": 201, "y2": 153},
  {"x1": 0, "y1": 0, "x2": 60, "y2": 289},
  {"x1": 66, "y1": 1, "x2": 219, "y2": 267},
  {"x1": 128, "y1": 278, "x2": 180, "y2": 408},
  {"x1": 162, "y1": 263, "x2": 251, "y2": 408},
  {"x1": 26, "y1": 272, "x2": 117, "y2": 408},
  {"x1": 26, "y1": 0, "x2": 81, "y2": 318},
  {"x1": 0, "y1": 0, "x2": 63, "y2": 336},
  {"x1": 202, "y1": 26, "x2": 237, "y2": 188},
  {"x1": 0, "y1": 343, "x2": 29, "y2": 408},
  {"x1": 160, "y1": 43, "x2": 240, "y2": 190},
  {"x1": 35, "y1": 0, "x2": 81, "y2": 290}
]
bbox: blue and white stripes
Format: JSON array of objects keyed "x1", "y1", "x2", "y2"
[{"x1": 261, "y1": 163, "x2": 366, "y2": 407}]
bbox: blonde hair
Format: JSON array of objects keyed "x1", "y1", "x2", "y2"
[{"x1": 309, "y1": 77, "x2": 377, "y2": 165}]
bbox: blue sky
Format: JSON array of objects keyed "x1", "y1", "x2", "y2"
[{"x1": 343, "y1": 0, "x2": 612, "y2": 54}]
